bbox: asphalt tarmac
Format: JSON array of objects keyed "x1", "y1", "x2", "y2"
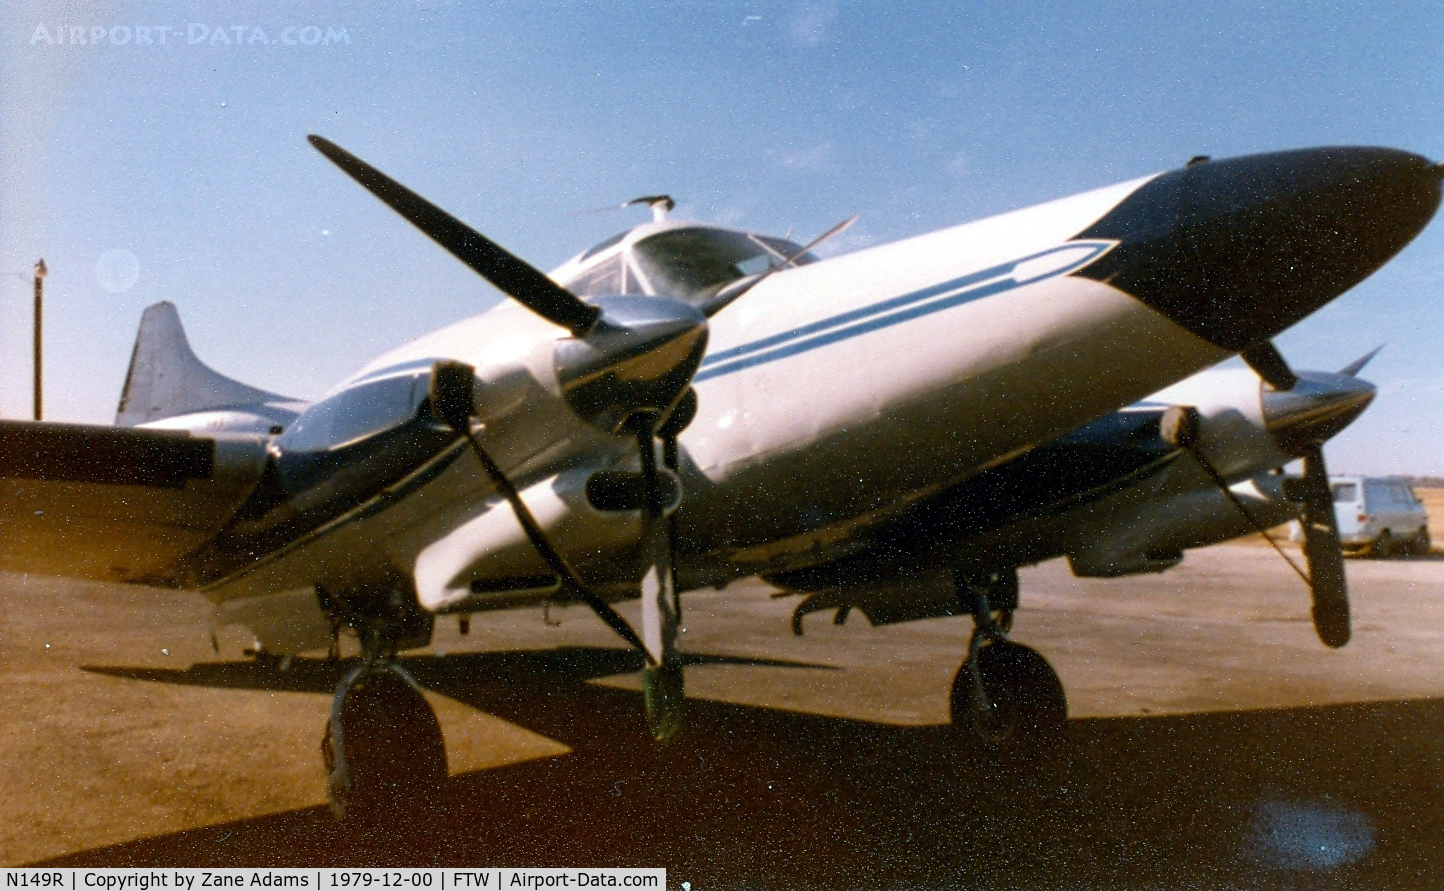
[{"x1": 7, "y1": 542, "x2": 1444, "y2": 889}]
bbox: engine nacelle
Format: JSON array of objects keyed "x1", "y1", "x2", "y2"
[
  {"x1": 412, "y1": 467, "x2": 649, "y2": 613},
  {"x1": 1068, "y1": 475, "x2": 1297, "y2": 578},
  {"x1": 1149, "y1": 368, "x2": 1288, "y2": 479}
]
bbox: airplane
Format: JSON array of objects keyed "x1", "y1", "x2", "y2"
[{"x1": 0, "y1": 138, "x2": 1437, "y2": 821}]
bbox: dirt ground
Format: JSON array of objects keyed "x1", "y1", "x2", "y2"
[
  {"x1": 1413, "y1": 486, "x2": 1444, "y2": 545},
  {"x1": 6, "y1": 543, "x2": 1444, "y2": 888}
]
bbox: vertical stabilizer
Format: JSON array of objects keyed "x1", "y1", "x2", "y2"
[{"x1": 116, "y1": 302, "x2": 292, "y2": 426}]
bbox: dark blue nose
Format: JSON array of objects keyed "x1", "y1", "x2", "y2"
[{"x1": 1074, "y1": 147, "x2": 1440, "y2": 351}]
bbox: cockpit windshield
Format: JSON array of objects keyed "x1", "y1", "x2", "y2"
[
  {"x1": 557, "y1": 226, "x2": 818, "y2": 302},
  {"x1": 631, "y1": 227, "x2": 815, "y2": 300}
]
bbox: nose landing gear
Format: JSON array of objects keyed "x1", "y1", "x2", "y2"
[
  {"x1": 949, "y1": 570, "x2": 1067, "y2": 750},
  {"x1": 323, "y1": 653, "x2": 446, "y2": 822}
]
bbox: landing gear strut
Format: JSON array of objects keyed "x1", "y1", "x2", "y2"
[
  {"x1": 321, "y1": 619, "x2": 446, "y2": 822},
  {"x1": 949, "y1": 569, "x2": 1066, "y2": 750}
]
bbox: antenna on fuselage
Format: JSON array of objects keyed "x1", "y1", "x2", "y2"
[
  {"x1": 624, "y1": 195, "x2": 675, "y2": 222},
  {"x1": 570, "y1": 194, "x2": 676, "y2": 222}
]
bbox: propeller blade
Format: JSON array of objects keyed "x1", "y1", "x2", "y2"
[
  {"x1": 308, "y1": 135, "x2": 600, "y2": 337},
  {"x1": 1241, "y1": 341, "x2": 1299, "y2": 391},
  {"x1": 635, "y1": 418, "x2": 677, "y2": 664},
  {"x1": 1299, "y1": 443, "x2": 1350, "y2": 647},
  {"x1": 1338, "y1": 344, "x2": 1384, "y2": 377},
  {"x1": 634, "y1": 417, "x2": 685, "y2": 741}
]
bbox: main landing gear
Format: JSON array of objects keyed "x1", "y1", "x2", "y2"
[
  {"x1": 949, "y1": 569, "x2": 1067, "y2": 751},
  {"x1": 321, "y1": 616, "x2": 446, "y2": 822}
]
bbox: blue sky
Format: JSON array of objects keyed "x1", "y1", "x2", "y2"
[{"x1": 2, "y1": 1, "x2": 1441, "y2": 472}]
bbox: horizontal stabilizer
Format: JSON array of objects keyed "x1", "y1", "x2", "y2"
[{"x1": 115, "y1": 302, "x2": 296, "y2": 426}]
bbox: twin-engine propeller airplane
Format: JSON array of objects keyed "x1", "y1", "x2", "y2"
[{"x1": 0, "y1": 137, "x2": 1438, "y2": 820}]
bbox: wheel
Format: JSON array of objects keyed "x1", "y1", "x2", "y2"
[
  {"x1": 950, "y1": 641, "x2": 1067, "y2": 751},
  {"x1": 323, "y1": 671, "x2": 446, "y2": 822},
  {"x1": 1409, "y1": 528, "x2": 1431, "y2": 556},
  {"x1": 1373, "y1": 530, "x2": 1395, "y2": 559}
]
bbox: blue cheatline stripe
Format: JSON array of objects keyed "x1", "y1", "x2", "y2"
[
  {"x1": 696, "y1": 278, "x2": 1014, "y2": 382},
  {"x1": 702, "y1": 257, "x2": 1017, "y2": 365},
  {"x1": 695, "y1": 240, "x2": 1115, "y2": 383}
]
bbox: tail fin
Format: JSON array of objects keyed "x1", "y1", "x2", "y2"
[{"x1": 115, "y1": 302, "x2": 293, "y2": 426}]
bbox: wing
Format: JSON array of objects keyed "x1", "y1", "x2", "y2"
[{"x1": 0, "y1": 421, "x2": 269, "y2": 584}]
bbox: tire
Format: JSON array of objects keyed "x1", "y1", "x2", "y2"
[
  {"x1": 1373, "y1": 531, "x2": 1395, "y2": 559},
  {"x1": 950, "y1": 641, "x2": 1067, "y2": 751},
  {"x1": 323, "y1": 671, "x2": 446, "y2": 823},
  {"x1": 1411, "y1": 528, "x2": 1432, "y2": 557}
]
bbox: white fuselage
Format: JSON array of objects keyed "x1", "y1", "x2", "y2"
[{"x1": 204, "y1": 170, "x2": 1234, "y2": 618}]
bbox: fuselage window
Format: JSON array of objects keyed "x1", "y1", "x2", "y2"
[{"x1": 278, "y1": 371, "x2": 430, "y2": 452}]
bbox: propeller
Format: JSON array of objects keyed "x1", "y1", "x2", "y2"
[
  {"x1": 1215, "y1": 341, "x2": 1378, "y2": 647},
  {"x1": 1244, "y1": 340, "x2": 1383, "y2": 387},
  {"x1": 314, "y1": 136, "x2": 858, "y2": 738},
  {"x1": 1299, "y1": 442, "x2": 1349, "y2": 647},
  {"x1": 631, "y1": 412, "x2": 685, "y2": 740},
  {"x1": 1337, "y1": 345, "x2": 1383, "y2": 378},
  {"x1": 1263, "y1": 345, "x2": 1383, "y2": 647},
  {"x1": 312, "y1": 137, "x2": 717, "y2": 740},
  {"x1": 308, "y1": 135, "x2": 600, "y2": 337},
  {"x1": 1241, "y1": 341, "x2": 1298, "y2": 390}
]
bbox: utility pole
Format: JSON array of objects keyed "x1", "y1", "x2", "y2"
[{"x1": 33, "y1": 258, "x2": 45, "y2": 420}]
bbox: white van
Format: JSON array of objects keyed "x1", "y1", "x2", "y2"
[{"x1": 1328, "y1": 476, "x2": 1430, "y2": 556}]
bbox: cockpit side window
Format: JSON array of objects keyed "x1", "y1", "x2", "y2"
[
  {"x1": 631, "y1": 228, "x2": 815, "y2": 300},
  {"x1": 278, "y1": 371, "x2": 430, "y2": 452},
  {"x1": 580, "y1": 230, "x2": 629, "y2": 261},
  {"x1": 560, "y1": 254, "x2": 625, "y2": 296}
]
